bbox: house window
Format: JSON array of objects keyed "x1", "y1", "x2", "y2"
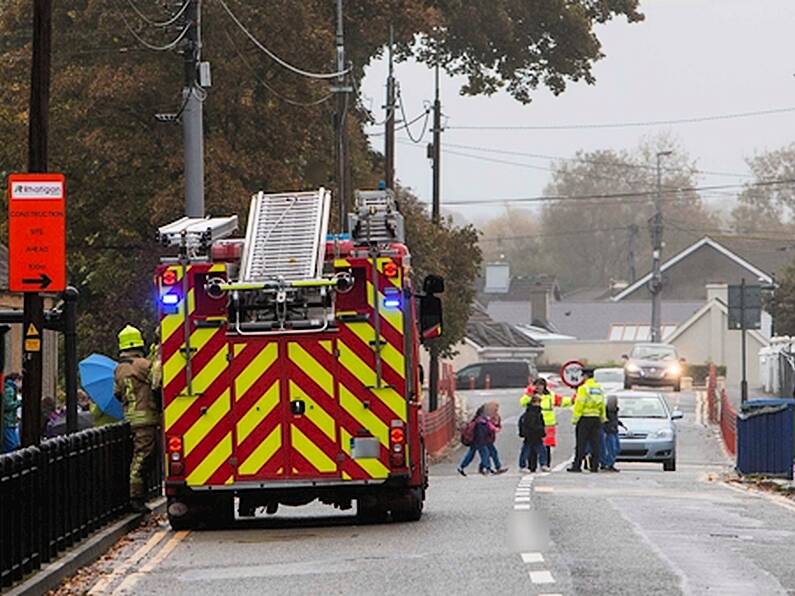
[{"x1": 622, "y1": 325, "x2": 638, "y2": 341}]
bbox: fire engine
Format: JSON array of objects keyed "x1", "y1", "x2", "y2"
[{"x1": 155, "y1": 188, "x2": 444, "y2": 528}]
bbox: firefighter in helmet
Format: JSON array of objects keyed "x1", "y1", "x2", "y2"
[{"x1": 114, "y1": 325, "x2": 160, "y2": 512}]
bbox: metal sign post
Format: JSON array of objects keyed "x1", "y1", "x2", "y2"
[{"x1": 728, "y1": 279, "x2": 762, "y2": 403}]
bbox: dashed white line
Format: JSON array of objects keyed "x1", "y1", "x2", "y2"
[
  {"x1": 552, "y1": 459, "x2": 571, "y2": 472},
  {"x1": 520, "y1": 552, "x2": 544, "y2": 564},
  {"x1": 514, "y1": 503, "x2": 531, "y2": 510},
  {"x1": 529, "y1": 570, "x2": 556, "y2": 584},
  {"x1": 514, "y1": 496, "x2": 531, "y2": 503}
]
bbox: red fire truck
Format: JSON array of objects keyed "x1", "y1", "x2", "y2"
[{"x1": 155, "y1": 189, "x2": 443, "y2": 528}]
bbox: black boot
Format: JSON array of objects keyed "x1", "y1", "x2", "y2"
[{"x1": 130, "y1": 498, "x2": 150, "y2": 514}]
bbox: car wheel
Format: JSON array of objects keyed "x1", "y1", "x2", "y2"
[
  {"x1": 624, "y1": 379, "x2": 632, "y2": 390},
  {"x1": 663, "y1": 458, "x2": 676, "y2": 472}
]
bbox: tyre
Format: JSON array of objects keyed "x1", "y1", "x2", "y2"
[
  {"x1": 663, "y1": 458, "x2": 676, "y2": 472},
  {"x1": 391, "y1": 488, "x2": 424, "y2": 523},
  {"x1": 207, "y1": 494, "x2": 235, "y2": 529},
  {"x1": 356, "y1": 498, "x2": 389, "y2": 524},
  {"x1": 624, "y1": 379, "x2": 632, "y2": 390},
  {"x1": 673, "y1": 381, "x2": 681, "y2": 392}
]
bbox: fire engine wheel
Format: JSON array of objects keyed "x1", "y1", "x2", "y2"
[
  {"x1": 390, "y1": 488, "x2": 424, "y2": 523},
  {"x1": 356, "y1": 497, "x2": 389, "y2": 524}
]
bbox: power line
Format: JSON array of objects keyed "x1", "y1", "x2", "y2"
[
  {"x1": 397, "y1": 85, "x2": 430, "y2": 143},
  {"x1": 479, "y1": 226, "x2": 631, "y2": 241},
  {"x1": 442, "y1": 178, "x2": 795, "y2": 206},
  {"x1": 447, "y1": 106, "x2": 795, "y2": 131},
  {"x1": 440, "y1": 141, "x2": 754, "y2": 180},
  {"x1": 368, "y1": 109, "x2": 430, "y2": 137},
  {"x1": 121, "y1": 14, "x2": 191, "y2": 51},
  {"x1": 224, "y1": 29, "x2": 334, "y2": 107},
  {"x1": 217, "y1": 0, "x2": 351, "y2": 80},
  {"x1": 126, "y1": 0, "x2": 191, "y2": 28}
]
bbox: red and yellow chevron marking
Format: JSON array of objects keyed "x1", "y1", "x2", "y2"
[{"x1": 160, "y1": 263, "x2": 234, "y2": 487}]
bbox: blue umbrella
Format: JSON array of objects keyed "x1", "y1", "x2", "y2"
[{"x1": 79, "y1": 354, "x2": 123, "y2": 420}]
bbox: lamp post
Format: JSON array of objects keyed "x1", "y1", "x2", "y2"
[{"x1": 650, "y1": 150, "x2": 673, "y2": 343}]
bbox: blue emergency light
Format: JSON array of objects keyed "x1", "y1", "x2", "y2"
[
  {"x1": 383, "y1": 287, "x2": 401, "y2": 309},
  {"x1": 161, "y1": 294, "x2": 180, "y2": 306}
]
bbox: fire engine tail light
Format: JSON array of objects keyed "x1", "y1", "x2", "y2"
[
  {"x1": 383, "y1": 262, "x2": 399, "y2": 278},
  {"x1": 389, "y1": 421, "x2": 406, "y2": 467},
  {"x1": 168, "y1": 436, "x2": 185, "y2": 476},
  {"x1": 161, "y1": 269, "x2": 178, "y2": 286}
]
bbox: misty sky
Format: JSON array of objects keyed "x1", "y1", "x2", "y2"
[{"x1": 360, "y1": 0, "x2": 795, "y2": 223}]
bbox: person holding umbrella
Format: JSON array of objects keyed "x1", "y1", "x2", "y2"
[{"x1": 114, "y1": 325, "x2": 160, "y2": 513}]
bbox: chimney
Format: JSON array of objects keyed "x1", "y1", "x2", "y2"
[
  {"x1": 484, "y1": 262, "x2": 510, "y2": 294},
  {"x1": 706, "y1": 283, "x2": 728, "y2": 303},
  {"x1": 530, "y1": 281, "x2": 550, "y2": 329}
]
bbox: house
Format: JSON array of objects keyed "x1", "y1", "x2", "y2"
[
  {"x1": 0, "y1": 243, "x2": 58, "y2": 396},
  {"x1": 613, "y1": 236, "x2": 787, "y2": 302}
]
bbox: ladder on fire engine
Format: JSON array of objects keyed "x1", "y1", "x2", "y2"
[
  {"x1": 349, "y1": 189, "x2": 405, "y2": 245},
  {"x1": 241, "y1": 189, "x2": 331, "y2": 283}
]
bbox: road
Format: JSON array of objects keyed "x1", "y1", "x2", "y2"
[{"x1": 71, "y1": 388, "x2": 795, "y2": 596}]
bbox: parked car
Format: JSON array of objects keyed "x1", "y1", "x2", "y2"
[
  {"x1": 594, "y1": 367, "x2": 625, "y2": 392},
  {"x1": 537, "y1": 372, "x2": 562, "y2": 389},
  {"x1": 455, "y1": 360, "x2": 533, "y2": 390},
  {"x1": 611, "y1": 390, "x2": 683, "y2": 471},
  {"x1": 623, "y1": 343, "x2": 685, "y2": 392}
]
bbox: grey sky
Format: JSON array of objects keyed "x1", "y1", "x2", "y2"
[{"x1": 360, "y1": 0, "x2": 795, "y2": 222}]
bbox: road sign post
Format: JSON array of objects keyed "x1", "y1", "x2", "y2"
[
  {"x1": 728, "y1": 279, "x2": 761, "y2": 404},
  {"x1": 8, "y1": 173, "x2": 65, "y2": 446}
]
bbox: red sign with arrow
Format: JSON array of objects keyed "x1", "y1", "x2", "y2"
[{"x1": 7, "y1": 173, "x2": 66, "y2": 293}]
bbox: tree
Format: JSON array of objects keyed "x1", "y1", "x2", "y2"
[
  {"x1": 539, "y1": 139, "x2": 717, "y2": 290},
  {"x1": 731, "y1": 144, "x2": 795, "y2": 234},
  {"x1": 478, "y1": 207, "x2": 550, "y2": 276},
  {"x1": 0, "y1": 1, "x2": 639, "y2": 356},
  {"x1": 399, "y1": 189, "x2": 482, "y2": 356},
  {"x1": 772, "y1": 257, "x2": 795, "y2": 337}
]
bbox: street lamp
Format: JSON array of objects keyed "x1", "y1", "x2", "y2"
[{"x1": 650, "y1": 150, "x2": 673, "y2": 343}]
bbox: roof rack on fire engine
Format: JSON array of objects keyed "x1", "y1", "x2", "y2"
[
  {"x1": 348, "y1": 189, "x2": 405, "y2": 245},
  {"x1": 156, "y1": 216, "x2": 239, "y2": 250},
  {"x1": 241, "y1": 188, "x2": 331, "y2": 283}
]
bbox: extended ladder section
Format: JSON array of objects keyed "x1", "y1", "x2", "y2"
[
  {"x1": 157, "y1": 216, "x2": 239, "y2": 250},
  {"x1": 241, "y1": 189, "x2": 331, "y2": 283},
  {"x1": 349, "y1": 190, "x2": 405, "y2": 245}
]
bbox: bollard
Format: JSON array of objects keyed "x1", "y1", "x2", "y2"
[
  {"x1": 469, "y1": 376, "x2": 476, "y2": 391},
  {"x1": 484, "y1": 374, "x2": 491, "y2": 390}
]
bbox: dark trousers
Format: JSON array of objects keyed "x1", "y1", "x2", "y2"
[{"x1": 574, "y1": 417, "x2": 602, "y2": 472}]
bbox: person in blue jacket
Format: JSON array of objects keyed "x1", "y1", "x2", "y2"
[{"x1": 2, "y1": 373, "x2": 22, "y2": 453}]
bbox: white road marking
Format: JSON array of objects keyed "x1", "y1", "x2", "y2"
[
  {"x1": 515, "y1": 490, "x2": 531, "y2": 496},
  {"x1": 521, "y1": 552, "x2": 544, "y2": 564},
  {"x1": 552, "y1": 458, "x2": 571, "y2": 472},
  {"x1": 114, "y1": 531, "x2": 190, "y2": 594},
  {"x1": 539, "y1": 593, "x2": 563, "y2": 596},
  {"x1": 514, "y1": 496, "x2": 531, "y2": 502},
  {"x1": 695, "y1": 391, "x2": 704, "y2": 426},
  {"x1": 535, "y1": 486, "x2": 555, "y2": 493},
  {"x1": 529, "y1": 570, "x2": 556, "y2": 584},
  {"x1": 514, "y1": 504, "x2": 531, "y2": 510}
]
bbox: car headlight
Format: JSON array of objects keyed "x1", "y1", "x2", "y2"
[
  {"x1": 626, "y1": 364, "x2": 641, "y2": 374},
  {"x1": 655, "y1": 428, "x2": 674, "y2": 439},
  {"x1": 665, "y1": 364, "x2": 681, "y2": 376}
]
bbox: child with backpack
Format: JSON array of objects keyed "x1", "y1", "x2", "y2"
[
  {"x1": 457, "y1": 405, "x2": 492, "y2": 476},
  {"x1": 519, "y1": 393, "x2": 546, "y2": 472}
]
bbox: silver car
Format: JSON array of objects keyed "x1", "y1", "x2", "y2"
[{"x1": 610, "y1": 391, "x2": 683, "y2": 471}]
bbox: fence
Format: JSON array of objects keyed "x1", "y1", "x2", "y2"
[
  {"x1": 422, "y1": 363, "x2": 458, "y2": 456},
  {"x1": 719, "y1": 389, "x2": 737, "y2": 456},
  {"x1": 0, "y1": 422, "x2": 162, "y2": 588}
]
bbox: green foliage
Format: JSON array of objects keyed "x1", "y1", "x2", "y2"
[
  {"x1": 399, "y1": 189, "x2": 482, "y2": 357},
  {"x1": 731, "y1": 144, "x2": 795, "y2": 234},
  {"x1": 0, "y1": 1, "x2": 638, "y2": 357}
]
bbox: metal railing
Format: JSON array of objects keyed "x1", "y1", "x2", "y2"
[{"x1": 0, "y1": 422, "x2": 162, "y2": 588}]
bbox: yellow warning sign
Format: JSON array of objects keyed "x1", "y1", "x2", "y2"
[
  {"x1": 25, "y1": 338, "x2": 41, "y2": 352},
  {"x1": 26, "y1": 323, "x2": 39, "y2": 337}
]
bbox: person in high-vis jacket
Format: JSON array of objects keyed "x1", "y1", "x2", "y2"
[
  {"x1": 114, "y1": 325, "x2": 160, "y2": 513},
  {"x1": 534, "y1": 377, "x2": 573, "y2": 472},
  {"x1": 567, "y1": 368, "x2": 606, "y2": 473}
]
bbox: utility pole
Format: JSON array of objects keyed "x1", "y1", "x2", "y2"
[
  {"x1": 650, "y1": 150, "x2": 672, "y2": 343},
  {"x1": 384, "y1": 25, "x2": 396, "y2": 190},
  {"x1": 182, "y1": 0, "x2": 205, "y2": 218},
  {"x1": 333, "y1": 0, "x2": 351, "y2": 231},
  {"x1": 22, "y1": 0, "x2": 52, "y2": 447},
  {"x1": 431, "y1": 64, "x2": 441, "y2": 225},
  {"x1": 427, "y1": 63, "x2": 442, "y2": 411},
  {"x1": 740, "y1": 277, "x2": 748, "y2": 403},
  {"x1": 627, "y1": 224, "x2": 639, "y2": 284}
]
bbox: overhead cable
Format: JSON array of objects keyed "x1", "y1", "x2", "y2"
[
  {"x1": 217, "y1": 0, "x2": 351, "y2": 80},
  {"x1": 397, "y1": 86, "x2": 430, "y2": 143},
  {"x1": 447, "y1": 106, "x2": 795, "y2": 131},
  {"x1": 121, "y1": 13, "x2": 190, "y2": 51},
  {"x1": 224, "y1": 29, "x2": 334, "y2": 107},
  {"x1": 442, "y1": 178, "x2": 795, "y2": 206},
  {"x1": 126, "y1": 0, "x2": 191, "y2": 28}
]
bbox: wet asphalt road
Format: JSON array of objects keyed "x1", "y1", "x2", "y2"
[{"x1": 79, "y1": 388, "x2": 795, "y2": 596}]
